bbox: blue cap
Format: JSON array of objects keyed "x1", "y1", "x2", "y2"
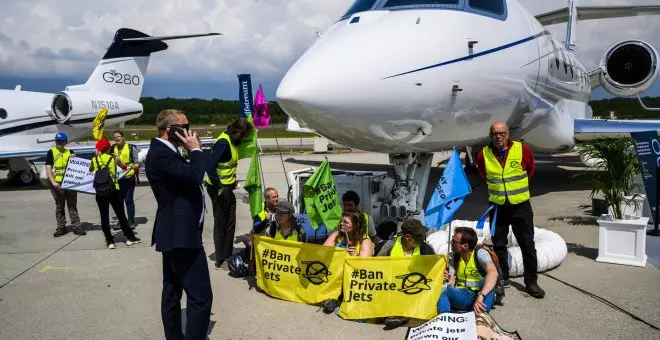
[{"x1": 55, "y1": 132, "x2": 67, "y2": 141}]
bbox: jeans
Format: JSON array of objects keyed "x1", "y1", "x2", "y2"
[
  {"x1": 118, "y1": 177, "x2": 136, "y2": 223},
  {"x1": 437, "y1": 286, "x2": 494, "y2": 313}
]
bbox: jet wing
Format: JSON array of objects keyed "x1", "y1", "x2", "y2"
[
  {"x1": 574, "y1": 118, "x2": 660, "y2": 141},
  {"x1": 536, "y1": 6, "x2": 660, "y2": 26},
  {"x1": 0, "y1": 138, "x2": 217, "y2": 160}
]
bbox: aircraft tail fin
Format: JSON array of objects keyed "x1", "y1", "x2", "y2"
[{"x1": 65, "y1": 28, "x2": 220, "y2": 101}]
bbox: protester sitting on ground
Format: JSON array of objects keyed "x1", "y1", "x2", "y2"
[
  {"x1": 252, "y1": 187, "x2": 279, "y2": 235},
  {"x1": 262, "y1": 200, "x2": 306, "y2": 242},
  {"x1": 341, "y1": 190, "x2": 382, "y2": 244},
  {"x1": 323, "y1": 211, "x2": 374, "y2": 257},
  {"x1": 437, "y1": 227, "x2": 498, "y2": 314},
  {"x1": 376, "y1": 219, "x2": 436, "y2": 329},
  {"x1": 89, "y1": 138, "x2": 141, "y2": 249}
]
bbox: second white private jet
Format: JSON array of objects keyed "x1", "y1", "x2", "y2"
[
  {"x1": 0, "y1": 28, "x2": 219, "y2": 185},
  {"x1": 276, "y1": 0, "x2": 660, "y2": 221}
]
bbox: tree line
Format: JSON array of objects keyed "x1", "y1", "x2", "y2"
[{"x1": 128, "y1": 96, "x2": 660, "y2": 125}]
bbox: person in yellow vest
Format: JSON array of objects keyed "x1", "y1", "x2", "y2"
[
  {"x1": 252, "y1": 187, "x2": 279, "y2": 235},
  {"x1": 45, "y1": 132, "x2": 85, "y2": 237},
  {"x1": 262, "y1": 200, "x2": 306, "y2": 242},
  {"x1": 476, "y1": 121, "x2": 545, "y2": 299},
  {"x1": 324, "y1": 211, "x2": 373, "y2": 257},
  {"x1": 437, "y1": 227, "x2": 498, "y2": 314},
  {"x1": 89, "y1": 138, "x2": 141, "y2": 249},
  {"x1": 205, "y1": 118, "x2": 253, "y2": 269},
  {"x1": 341, "y1": 190, "x2": 382, "y2": 244},
  {"x1": 320, "y1": 211, "x2": 374, "y2": 314},
  {"x1": 376, "y1": 219, "x2": 435, "y2": 329},
  {"x1": 111, "y1": 130, "x2": 140, "y2": 228}
]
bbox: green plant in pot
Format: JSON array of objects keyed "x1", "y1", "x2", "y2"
[{"x1": 575, "y1": 137, "x2": 642, "y2": 220}]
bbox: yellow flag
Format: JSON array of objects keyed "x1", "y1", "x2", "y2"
[
  {"x1": 254, "y1": 235, "x2": 347, "y2": 305},
  {"x1": 338, "y1": 255, "x2": 447, "y2": 320},
  {"x1": 92, "y1": 108, "x2": 108, "y2": 140}
]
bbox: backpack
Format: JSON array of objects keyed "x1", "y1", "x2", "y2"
[
  {"x1": 93, "y1": 156, "x2": 115, "y2": 196},
  {"x1": 452, "y1": 244, "x2": 506, "y2": 306}
]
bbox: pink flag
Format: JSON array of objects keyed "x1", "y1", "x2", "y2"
[{"x1": 252, "y1": 84, "x2": 270, "y2": 128}]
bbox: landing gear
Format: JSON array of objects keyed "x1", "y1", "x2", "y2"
[
  {"x1": 4, "y1": 158, "x2": 39, "y2": 186},
  {"x1": 464, "y1": 145, "x2": 479, "y2": 174},
  {"x1": 379, "y1": 153, "x2": 434, "y2": 222}
]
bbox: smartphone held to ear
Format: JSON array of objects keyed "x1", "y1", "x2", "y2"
[{"x1": 168, "y1": 126, "x2": 187, "y2": 145}]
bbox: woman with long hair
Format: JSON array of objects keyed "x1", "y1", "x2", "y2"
[{"x1": 323, "y1": 211, "x2": 373, "y2": 257}]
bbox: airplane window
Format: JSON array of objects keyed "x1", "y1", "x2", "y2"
[
  {"x1": 384, "y1": 0, "x2": 460, "y2": 8},
  {"x1": 468, "y1": 0, "x2": 504, "y2": 15},
  {"x1": 341, "y1": 0, "x2": 379, "y2": 19},
  {"x1": 0, "y1": 108, "x2": 6, "y2": 119}
]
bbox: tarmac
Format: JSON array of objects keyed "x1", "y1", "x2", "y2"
[{"x1": 1, "y1": 150, "x2": 660, "y2": 340}]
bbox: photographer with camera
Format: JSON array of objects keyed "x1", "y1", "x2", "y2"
[{"x1": 145, "y1": 109, "x2": 212, "y2": 340}]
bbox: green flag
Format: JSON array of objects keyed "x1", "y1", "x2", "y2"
[
  {"x1": 303, "y1": 158, "x2": 342, "y2": 230},
  {"x1": 238, "y1": 115, "x2": 257, "y2": 159},
  {"x1": 244, "y1": 148, "x2": 263, "y2": 219}
]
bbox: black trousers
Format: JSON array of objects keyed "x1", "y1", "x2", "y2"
[
  {"x1": 161, "y1": 248, "x2": 213, "y2": 340},
  {"x1": 490, "y1": 200, "x2": 538, "y2": 285},
  {"x1": 95, "y1": 190, "x2": 136, "y2": 243},
  {"x1": 206, "y1": 186, "x2": 236, "y2": 265}
]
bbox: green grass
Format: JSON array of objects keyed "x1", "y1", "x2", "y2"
[{"x1": 82, "y1": 124, "x2": 316, "y2": 141}]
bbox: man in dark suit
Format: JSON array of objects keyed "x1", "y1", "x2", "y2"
[{"x1": 145, "y1": 109, "x2": 213, "y2": 340}]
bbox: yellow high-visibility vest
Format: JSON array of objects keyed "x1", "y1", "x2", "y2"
[
  {"x1": 274, "y1": 228, "x2": 298, "y2": 241},
  {"x1": 205, "y1": 132, "x2": 238, "y2": 186},
  {"x1": 389, "y1": 236, "x2": 420, "y2": 257},
  {"x1": 482, "y1": 141, "x2": 530, "y2": 205},
  {"x1": 456, "y1": 250, "x2": 483, "y2": 292},
  {"x1": 91, "y1": 154, "x2": 120, "y2": 190},
  {"x1": 113, "y1": 144, "x2": 135, "y2": 178},
  {"x1": 51, "y1": 148, "x2": 71, "y2": 183}
]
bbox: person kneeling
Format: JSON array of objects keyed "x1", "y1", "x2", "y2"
[
  {"x1": 376, "y1": 219, "x2": 435, "y2": 329},
  {"x1": 437, "y1": 227, "x2": 497, "y2": 314}
]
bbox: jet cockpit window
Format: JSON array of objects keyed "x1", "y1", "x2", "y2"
[
  {"x1": 383, "y1": 0, "x2": 460, "y2": 8},
  {"x1": 340, "y1": 0, "x2": 379, "y2": 20},
  {"x1": 0, "y1": 108, "x2": 7, "y2": 119},
  {"x1": 468, "y1": 0, "x2": 504, "y2": 15}
]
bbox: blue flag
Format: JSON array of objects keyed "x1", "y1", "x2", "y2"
[
  {"x1": 424, "y1": 147, "x2": 472, "y2": 229},
  {"x1": 238, "y1": 74, "x2": 254, "y2": 118}
]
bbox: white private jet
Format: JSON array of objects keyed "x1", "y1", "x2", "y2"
[
  {"x1": 0, "y1": 28, "x2": 219, "y2": 185},
  {"x1": 276, "y1": 0, "x2": 660, "y2": 221}
]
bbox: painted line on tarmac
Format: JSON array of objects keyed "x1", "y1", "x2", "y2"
[{"x1": 0, "y1": 235, "x2": 81, "y2": 289}]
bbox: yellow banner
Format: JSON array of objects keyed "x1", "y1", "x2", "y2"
[
  {"x1": 92, "y1": 108, "x2": 108, "y2": 140},
  {"x1": 254, "y1": 235, "x2": 347, "y2": 305},
  {"x1": 338, "y1": 255, "x2": 447, "y2": 320}
]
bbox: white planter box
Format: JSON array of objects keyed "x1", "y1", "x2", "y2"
[{"x1": 596, "y1": 214, "x2": 649, "y2": 267}]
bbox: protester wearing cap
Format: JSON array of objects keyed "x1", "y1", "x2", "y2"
[
  {"x1": 89, "y1": 138, "x2": 141, "y2": 249},
  {"x1": 262, "y1": 200, "x2": 306, "y2": 242},
  {"x1": 45, "y1": 132, "x2": 85, "y2": 237}
]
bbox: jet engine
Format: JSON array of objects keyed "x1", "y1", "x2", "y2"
[
  {"x1": 599, "y1": 40, "x2": 659, "y2": 97},
  {"x1": 51, "y1": 92, "x2": 73, "y2": 123}
]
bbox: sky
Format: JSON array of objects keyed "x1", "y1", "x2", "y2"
[{"x1": 1, "y1": 0, "x2": 659, "y2": 100}]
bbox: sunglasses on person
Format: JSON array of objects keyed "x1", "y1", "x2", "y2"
[{"x1": 169, "y1": 124, "x2": 190, "y2": 130}]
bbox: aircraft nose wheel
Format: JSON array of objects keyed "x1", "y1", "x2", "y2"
[{"x1": 19, "y1": 170, "x2": 35, "y2": 185}]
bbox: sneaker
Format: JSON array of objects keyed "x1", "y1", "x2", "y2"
[
  {"x1": 526, "y1": 283, "x2": 545, "y2": 299},
  {"x1": 107, "y1": 243, "x2": 116, "y2": 249},
  {"x1": 501, "y1": 279, "x2": 511, "y2": 288},
  {"x1": 321, "y1": 299, "x2": 338, "y2": 314},
  {"x1": 126, "y1": 237, "x2": 141, "y2": 246},
  {"x1": 72, "y1": 227, "x2": 86, "y2": 236},
  {"x1": 53, "y1": 228, "x2": 67, "y2": 237},
  {"x1": 384, "y1": 317, "x2": 409, "y2": 330}
]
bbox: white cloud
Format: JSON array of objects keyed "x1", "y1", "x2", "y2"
[{"x1": 0, "y1": 0, "x2": 659, "y2": 89}]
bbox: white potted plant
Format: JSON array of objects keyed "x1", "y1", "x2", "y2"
[{"x1": 576, "y1": 137, "x2": 649, "y2": 267}]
